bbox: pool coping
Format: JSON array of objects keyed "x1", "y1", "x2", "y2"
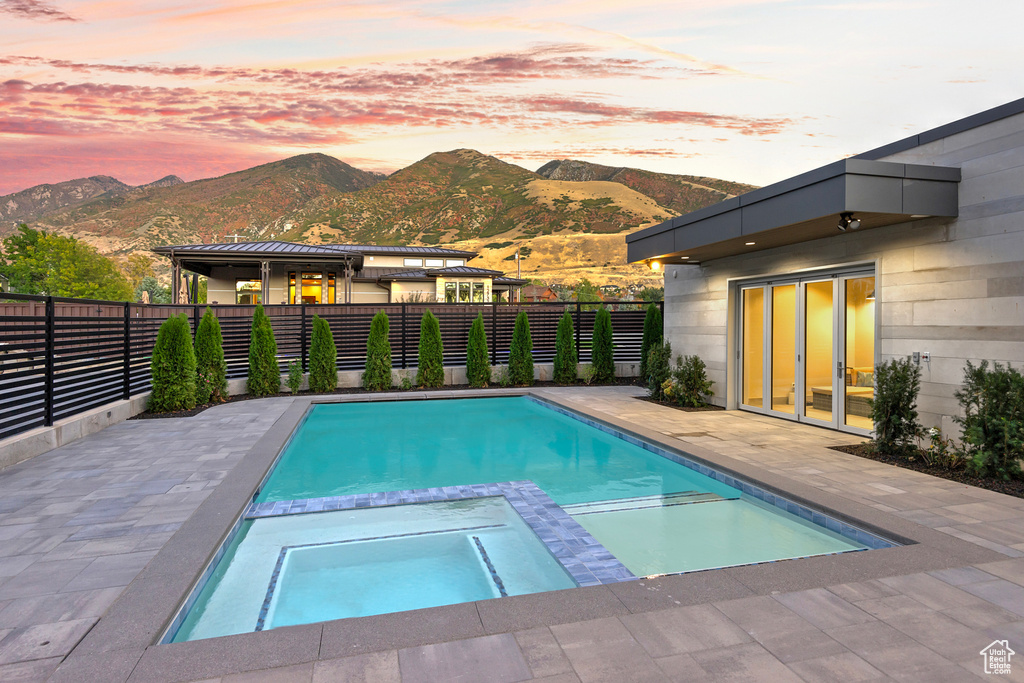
[{"x1": 50, "y1": 388, "x2": 1009, "y2": 683}]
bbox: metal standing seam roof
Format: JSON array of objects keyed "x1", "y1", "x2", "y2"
[
  {"x1": 325, "y1": 244, "x2": 477, "y2": 258},
  {"x1": 152, "y1": 240, "x2": 476, "y2": 259},
  {"x1": 374, "y1": 265, "x2": 507, "y2": 281}
]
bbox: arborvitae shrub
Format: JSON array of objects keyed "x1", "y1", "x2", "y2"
[
  {"x1": 507, "y1": 310, "x2": 534, "y2": 386},
  {"x1": 591, "y1": 305, "x2": 615, "y2": 383},
  {"x1": 647, "y1": 340, "x2": 672, "y2": 401},
  {"x1": 149, "y1": 313, "x2": 197, "y2": 412},
  {"x1": 246, "y1": 304, "x2": 280, "y2": 396},
  {"x1": 194, "y1": 307, "x2": 227, "y2": 404},
  {"x1": 363, "y1": 310, "x2": 392, "y2": 390},
  {"x1": 954, "y1": 361, "x2": 1024, "y2": 480},
  {"x1": 466, "y1": 313, "x2": 491, "y2": 388},
  {"x1": 308, "y1": 315, "x2": 338, "y2": 393},
  {"x1": 416, "y1": 309, "x2": 444, "y2": 388},
  {"x1": 639, "y1": 304, "x2": 662, "y2": 383},
  {"x1": 553, "y1": 309, "x2": 577, "y2": 384},
  {"x1": 870, "y1": 357, "x2": 922, "y2": 455}
]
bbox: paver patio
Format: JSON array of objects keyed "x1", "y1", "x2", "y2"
[{"x1": 1, "y1": 386, "x2": 1022, "y2": 682}]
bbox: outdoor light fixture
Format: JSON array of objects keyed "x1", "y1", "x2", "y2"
[
  {"x1": 745, "y1": 241, "x2": 755, "y2": 246},
  {"x1": 837, "y1": 212, "x2": 861, "y2": 232},
  {"x1": 649, "y1": 260, "x2": 661, "y2": 271},
  {"x1": 866, "y1": 289, "x2": 875, "y2": 301}
]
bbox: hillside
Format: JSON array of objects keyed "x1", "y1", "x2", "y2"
[
  {"x1": 8, "y1": 150, "x2": 754, "y2": 288},
  {"x1": 0, "y1": 175, "x2": 188, "y2": 226},
  {"x1": 285, "y1": 149, "x2": 675, "y2": 246},
  {"x1": 27, "y1": 154, "x2": 383, "y2": 253},
  {"x1": 537, "y1": 159, "x2": 756, "y2": 215}
]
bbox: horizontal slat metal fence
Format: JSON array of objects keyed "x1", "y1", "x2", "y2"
[{"x1": 0, "y1": 294, "x2": 660, "y2": 441}]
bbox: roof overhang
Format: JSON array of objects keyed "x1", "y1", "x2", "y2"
[
  {"x1": 151, "y1": 244, "x2": 364, "y2": 276},
  {"x1": 626, "y1": 158, "x2": 960, "y2": 265}
]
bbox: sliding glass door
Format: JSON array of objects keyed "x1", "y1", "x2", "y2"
[{"x1": 738, "y1": 270, "x2": 875, "y2": 434}]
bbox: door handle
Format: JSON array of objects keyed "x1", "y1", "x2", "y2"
[{"x1": 837, "y1": 361, "x2": 844, "y2": 379}]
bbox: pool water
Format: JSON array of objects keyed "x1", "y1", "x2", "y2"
[
  {"x1": 173, "y1": 497, "x2": 574, "y2": 642},
  {"x1": 170, "y1": 396, "x2": 879, "y2": 642}
]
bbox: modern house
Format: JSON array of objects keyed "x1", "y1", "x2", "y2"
[
  {"x1": 151, "y1": 241, "x2": 527, "y2": 305},
  {"x1": 627, "y1": 97, "x2": 1024, "y2": 437}
]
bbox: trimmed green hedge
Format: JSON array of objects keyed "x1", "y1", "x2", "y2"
[
  {"x1": 466, "y1": 313, "x2": 491, "y2": 388},
  {"x1": 149, "y1": 313, "x2": 196, "y2": 412},
  {"x1": 246, "y1": 305, "x2": 280, "y2": 397},
  {"x1": 194, "y1": 307, "x2": 227, "y2": 404},
  {"x1": 363, "y1": 310, "x2": 392, "y2": 390},
  {"x1": 591, "y1": 305, "x2": 615, "y2": 383},
  {"x1": 553, "y1": 309, "x2": 577, "y2": 384},
  {"x1": 308, "y1": 315, "x2": 338, "y2": 393},
  {"x1": 416, "y1": 309, "x2": 444, "y2": 388},
  {"x1": 508, "y1": 311, "x2": 534, "y2": 386},
  {"x1": 639, "y1": 304, "x2": 662, "y2": 383}
]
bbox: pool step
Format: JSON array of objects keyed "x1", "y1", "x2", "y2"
[{"x1": 563, "y1": 491, "x2": 728, "y2": 516}]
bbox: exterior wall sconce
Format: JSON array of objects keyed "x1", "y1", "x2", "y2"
[
  {"x1": 649, "y1": 260, "x2": 661, "y2": 271},
  {"x1": 838, "y1": 212, "x2": 861, "y2": 232}
]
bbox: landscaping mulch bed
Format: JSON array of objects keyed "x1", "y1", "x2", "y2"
[
  {"x1": 635, "y1": 396, "x2": 725, "y2": 412},
  {"x1": 130, "y1": 377, "x2": 643, "y2": 421},
  {"x1": 830, "y1": 443, "x2": 1024, "y2": 499}
]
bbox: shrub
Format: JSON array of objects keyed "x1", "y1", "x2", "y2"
[
  {"x1": 665, "y1": 355, "x2": 714, "y2": 407},
  {"x1": 647, "y1": 341, "x2": 672, "y2": 401},
  {"x1": 149, "y1": 313, "x2": 196, "y2": 412},
  {"x1": 363, "y1": 310, "x2": 392, "y2": 390},
  {"x1": 553, "y1": 309, "x2": 577, "y2": 384},
  {"x1": 508, "y1": 310, "x2": 534, "y2": 386},
  {"x1": 287, "y1": 359, "x2": 303, "y2": 394},
  {"x1": 639, "y1": 304, "x2": 662, "y2": 382},
  {"x1": 194, "y1": 307, "x2": 227, "y2": 404},
  {"x1": 416, "y1": 309, "x2": 444, "y2": 388},
  {"x1": 954, "y1": 361, "x2": 1024, "y2": 480},
  {"x1": 247, "y1": 304, "x2": 280, "y2": 396},
  {"x1": 869, "y1": 357, "x2": 923, "y2": 455},
  {"x1": 466, "y1": 312, "x2": 491, "y2": 388},
  {"x1": 308, "y1": 315, "x2": 338, "y2": 393},
  {"x1": 591, "y1": 306, "x2": 615, "y2": 383}
]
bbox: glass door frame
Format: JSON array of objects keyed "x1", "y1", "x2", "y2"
[{"x1": 735, "y1": 266, "x2": 875, "y2": 436}]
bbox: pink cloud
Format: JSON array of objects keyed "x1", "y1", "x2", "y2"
[{"x1": 0, "y1": 0, "x2": 77, "y2": 22}]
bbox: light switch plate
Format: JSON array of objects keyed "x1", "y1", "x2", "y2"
[{"x1": 912, "y1": 352, "x2": 921, "y2": 364}]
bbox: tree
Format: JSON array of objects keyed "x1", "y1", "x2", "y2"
[
  {"x1": 247, "y1": 305, "x2": 280, "y2": 396},
  {"x1": 308, "y1": 315, "x2": 338, "y2": 393},
  {"x1": 149, "y1": 313, "x2": 196, "y2": 412},
  {"x1": 639, "y1": 304, "x2": 663, "y2": 383},
  {"x1": 364, "y1": 310, "x2": 393, "y2": 390},
  {"x1": 508, "y1": 310, "x2": 534, "y2": 386},
  {"x1": 638, "y1": 287, "x2": 664, "y2": 303},
  {"x1": 416, "y1": 309, "x2": 444, "y2": 388},
  {"x1": 466, "y1": 312, "x2": 491, "y2": 388},
  {"x1": 553, "y1": 309, "x2": 577, "y2": 384},
  {"x1": 0, "y1": 225, "x2": 132, "y2": 300},
  {"x1": 592, "y1": 305, "x2": 615, "y2": 383},
  {"x1": 119, "y1": 253, "x2": 155, "y2": 292},
  {"x1": 135, "y1": 276, "x2": 171, "y2": 303},
  {"x1": 573, "y1": 278, "x2": 601, "y2": 303},
  {"x1": 647, "y1": 341, "x2": 672, "y2": 401},
  {"x1": 194, "y1": 307, "x2": 228, "y2": 404}
]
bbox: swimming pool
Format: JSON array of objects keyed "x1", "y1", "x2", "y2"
[{"x1": 168, "y1": 396, "x2": 894, "y2": 642}]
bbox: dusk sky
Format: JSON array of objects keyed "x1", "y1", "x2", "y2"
[{"x1": 1, "y1": 0, "x2": 1020, "y2": 195}]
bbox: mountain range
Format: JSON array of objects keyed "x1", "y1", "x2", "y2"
[{"x1": 1, "y1": 151, "x2": 756, "y2": 287}]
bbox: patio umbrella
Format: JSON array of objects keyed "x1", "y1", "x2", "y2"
[
  {"x1": 178, "y1": 276, "x2": 189, "y2": 304},
  {"x1": 140, "y1": 289, "x2": 150, "y2": 304}
]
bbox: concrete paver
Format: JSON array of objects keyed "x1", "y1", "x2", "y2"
[{"x1": 0, "y1": 386, "x2": 1021, "y2": 681}]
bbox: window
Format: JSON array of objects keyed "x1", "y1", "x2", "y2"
[
  {"x1": 446, "y1": 259, "x2": 465, "y2": 267},
  {"x1": 472, "y1": 282, "x2": 484, "y2": 303},
  {"x1": 236, "y1": 279, "x2": 262, "y2": 305},
  {"x1": 459, "y1": 282, "x2": 470, "y2": 302},
  {"x1": 288, "y1": 271, "x2": 296, "y2": 304},
  {"x1": 445, "y1": 282, "x2": 457, "y2": 303},
  {"x1": 328, "y1": 273, "x2": 336, "y2": 304},
  {"x1": 404, "y1": 258, "x2": 423, "y2": 267},
  {"x1": 425, "y1": 258, "x2": 443, "y2": 268},
  {"x1": 301, "y1": 272, "x2": 322, "y2": 304}
]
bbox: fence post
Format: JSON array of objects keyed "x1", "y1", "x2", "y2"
[
  {"x1": 193, "y1": 304, "x2": 200, "y2": 338},
  {"x1": 490, "y1": 303, "x2": 497, "y2": 366},
  {"x1": 300, "y1": 303, "x2": 307, "y2": 370},
  {"x1": 44, "y1": 296, "x2": 54, "y2": 427},
  {"x1": 123, "y1": 302, "x2": 131, "y2": 400},
  {"x1": 401, "y1": 304, "x2": 408, "y2": 369},
  {"x1": 574, "y1": 302, "x2": 581, "y2": 361}
]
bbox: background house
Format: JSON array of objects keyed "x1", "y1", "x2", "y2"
[
  {"x1": 152, "y1": 241, "x2": 526, "y2": 305},
  {"x1": 627, "y1": 97, "x2": 1024, "y2": 436}
]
